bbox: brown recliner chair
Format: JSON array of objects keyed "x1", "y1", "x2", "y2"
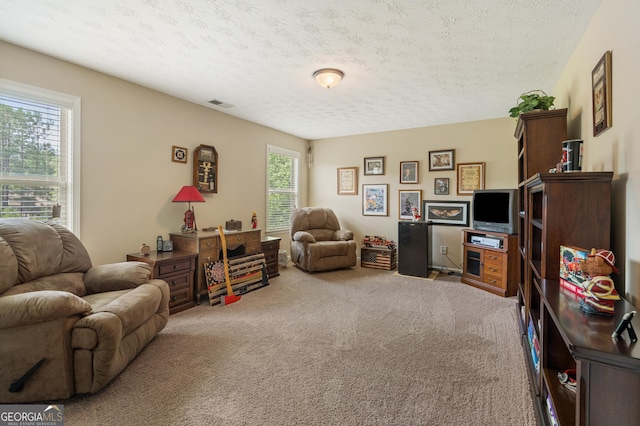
[
  {"x1": 289, "y1": 207, "x2": 357, "y2": 272},
  {"x1": 0, "y1": 218, "x2": 169, "y2": 402}
]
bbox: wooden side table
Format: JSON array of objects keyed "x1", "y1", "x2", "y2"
[
  {"x1": 126, "y1": 250, "x2": 197, "y2": 315},
  {"x1": 261, "y1": 236, "x2": 281, "y2": 278}
]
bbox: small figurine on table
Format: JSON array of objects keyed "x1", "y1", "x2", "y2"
[
  {"x1": 251, "y1": 212, "x2": 258, "y2": 229},
  {"x1": 411, "y1": 207, "x2": 421, "y2": 222}
]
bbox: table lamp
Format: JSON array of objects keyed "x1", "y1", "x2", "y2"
[{"x1": 172, "y1": 186, "x2": 205, "y2": 232}]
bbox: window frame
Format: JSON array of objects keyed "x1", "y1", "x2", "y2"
[
  {"x1": 266, "y1": 144, "x2": 300, "y2": 233},
  {"x1": 0, "y1": 78, "x2": 81, "y2": 235}
]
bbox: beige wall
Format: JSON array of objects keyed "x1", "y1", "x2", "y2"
[
  {"x1": 309, "y1": 118, "x2": 519, "y2": 273},
  {"x1": 2, "y1": 0, "x2": 637, "y2": 301},
  {"x1": 0, "y1": 41, "x2": 308, "y2": 265},
  {"x1": 552, "y1": 0, "x2": 640, "y2": 303}
]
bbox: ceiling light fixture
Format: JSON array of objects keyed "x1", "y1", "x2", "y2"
[{"x1": 313, "y1": 68, "x2": 344, "y2": 89}]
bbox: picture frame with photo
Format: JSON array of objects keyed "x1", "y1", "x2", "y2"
[
  {"x1": 428, "y1": 149, "x2": 455, "y2": 171},
  {"x1": 362, "y1": 184, "x2": 388, "y2": 216},
  {"x1": 337, "y1": 167, "x2": 358, "y2": 195},
  {"x1": 592, "y1": 50, "x2": 612, "y2": 136},
  {"x1": 364, "y1": 156, "x2": 385, "y2": 175},
  {"x1": 399, "y1": 190, "x2": 422, "y2": 220},
  {"x1": 434, "y1": 177, "x2": 449, "y2": 195},
  {"x1": 400, "y1": 161, "x2": 419, "y2": 184},
  {"x1": 423, "y1": 200, "x2": 470, "y2": 226}
]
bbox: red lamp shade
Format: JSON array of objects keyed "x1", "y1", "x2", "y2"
[
  {"x1": 172, "y1": 186, "x2": 206, "y2": 203},
  {"x1": 172, "y1": 186, "x2": 205, "y2": 232}
]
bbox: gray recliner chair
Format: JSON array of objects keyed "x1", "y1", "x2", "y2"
[{"x1": 289, "y1": 207, "x2": 357, "y2": 272}]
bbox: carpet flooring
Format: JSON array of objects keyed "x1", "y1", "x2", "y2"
[{"x1": 63, "y1": 265, "x2": 535, "y2": 425}]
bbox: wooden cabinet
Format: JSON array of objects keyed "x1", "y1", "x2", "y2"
[
  {"x1": 461, "y1": 229, "x2": 518, "y2": 297},
  {"x1": 126, "y1": 250, "x2": 197, "y2": 315},
  {"x1": 524, "y1": 172, "x2": 612, "y2": 283},
  {"x1": 261, "y1": 236, "x2": 281, "y2": 278},
  {"x1": 533, "y1": 279, "x2": 640, "y2": 426},
  {"x1": 169, "y1": 229, "x2": 261, "y2": 303},
  {"x1": 515, "y1": 109, "x2": 568, "y2": 184},
  {"x1": 515, "y1": 107, "x2": 618, "y2": 425},
  {"x1": 515, "y1": 109, "x2": 568, "y2": 290}
]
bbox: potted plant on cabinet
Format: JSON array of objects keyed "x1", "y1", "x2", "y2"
[{"x1": 509, "y1": 90, "x2": 556, "y2": 118}]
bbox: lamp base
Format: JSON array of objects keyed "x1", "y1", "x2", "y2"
[{"x1": 181, "y1": 206, "x2": 197, "y2": 232}]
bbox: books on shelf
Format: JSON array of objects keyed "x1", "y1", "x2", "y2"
[
  {"x1": 560, "y1": 277, "x2": 586, "y2": 298},
  {"x1": 560, "y1": 245, "x2": 590, "y2": 287},
  {"x1": 527, "y1": 319, "x2": 540, "y2": 374},
  {"x1": 545, "y1": 394, "x2": 560, "y2": 426}
]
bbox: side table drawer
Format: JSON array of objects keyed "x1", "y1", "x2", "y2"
[
  {"x1": 163, "y1": 272, "x2": 191, "y2": 290},
  {"x1": 263, "y1": 250, "x2": 278, "y2": 263},
  {"x1": 126, "y1": 250, "x2": 196, "y2": 315},
  {"x1": 169, "y1": 285, "x2": 192, "y2": 309},
  {"x1": 158, "y1": 259, "x2": 193, "y2": 276},
  {"x1": 261, "y1": 241, "x2": 279, "y2": 252}
]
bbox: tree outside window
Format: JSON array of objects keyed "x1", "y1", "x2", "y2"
[{"x1": 267, "y1": 145, "x2": 299, "y2": 232}]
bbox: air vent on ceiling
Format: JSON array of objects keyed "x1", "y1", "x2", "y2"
[{"x1": 208, "y1": 99, "x2": 234, "y2": 109}]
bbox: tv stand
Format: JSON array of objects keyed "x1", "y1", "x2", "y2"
[{"x1": 461, "y1": 229, "x2": 518, "y2": 297}]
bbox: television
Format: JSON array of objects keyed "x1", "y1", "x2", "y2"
[{"x1": 472, "y1": 189, "x2": 518, "y2": 235}]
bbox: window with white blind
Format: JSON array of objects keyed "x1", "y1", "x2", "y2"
[
  {"x1": 0, "y1": 79, "x2": 81, "y2": 233},
  {"x1": 266, "y1": 145, "x2": 299, "y2": 232}
]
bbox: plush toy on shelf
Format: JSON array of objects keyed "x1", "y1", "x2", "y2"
[{"x1": 579, "y1": 248, "x2": 620, "y2": 316}]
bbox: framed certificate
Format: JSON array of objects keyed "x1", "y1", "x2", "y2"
[
  {"x1": 337, "y1": 167, "x2": 358, "y2": 195},
  {"x1": 456, "y1": 162, "x2": 485, "y2": 195}
]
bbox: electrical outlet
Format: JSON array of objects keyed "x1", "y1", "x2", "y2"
[{"x1": 440, "y1": 245, "x2": 447, "y2": 255}]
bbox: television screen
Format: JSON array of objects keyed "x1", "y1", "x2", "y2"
[
  {"x1": 474, "y1": 192, "x2": 510, "y2": 224},
  {"x1": 472, "y1": 189, "x2": 517, "y2": 235}
]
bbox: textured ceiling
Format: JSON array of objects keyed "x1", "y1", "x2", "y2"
[{"x1": 0, "y1": 0, "x2": 601, "y2": 140}]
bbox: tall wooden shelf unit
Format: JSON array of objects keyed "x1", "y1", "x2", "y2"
[
  {"x1": 515, "y1": 108, "x2": 568, "y2": 286},
  {"x1": 514, "y1": 110, "x2": 640, "y2": 425}
]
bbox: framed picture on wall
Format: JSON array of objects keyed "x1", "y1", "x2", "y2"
[
  {"x1": 172, "y1": 146, "x2": 188, "y2": 163},
  {"x1": 592, "y1": 50, "x2": 612, "y2": 136},
  {"x1": 428, "y1": 149, "x2": 455, "y2": 171},
  {"x1": 337, "y1": 167, "x2": 358, "y2": 195},
  {"x1": 362, "y1": 184, "x2": 388, "y2": 216},
  {"x1": 434, "y1": 177, "x2": 449, "y2": 195},
  {"x1": 399, "y1": 190, "x2": 422, "y2": 220},
  {"x1": 400, "y1": 161, "x2": 419, "y2": 184},
  {"x1": 456, "y1": 162, "x2": 485, "y2": 195},
  {"x1": 364, "y1": 156, "x2": 385, "y2": 175},
  {"x1": 423, "y1": 200, "x2": 470, "y2": 226}
]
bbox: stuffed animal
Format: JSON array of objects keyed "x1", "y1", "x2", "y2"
[
  {"x1": 411, "y1": 207, "x2": 421, "y2": 222},
  {"x1": 579, "y1": 248, "x2": 620, "y2": 316},
  {"x1": 580, "y1": 248, "x2": 618, "y2": 277}
]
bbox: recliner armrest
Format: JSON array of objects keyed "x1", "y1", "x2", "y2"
[
  {"x1": 333, "y1": 229, "x2": 354, "y2": 241},
  {"x1": 0, "y1": 290, "x2": 92, "y2": 329},
  {"x1": 84, "y1": 262, "x2": 152, "y2": 294},
  {"x1": 292, "y1": 231, "x2": 316, "y2": 243}
]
